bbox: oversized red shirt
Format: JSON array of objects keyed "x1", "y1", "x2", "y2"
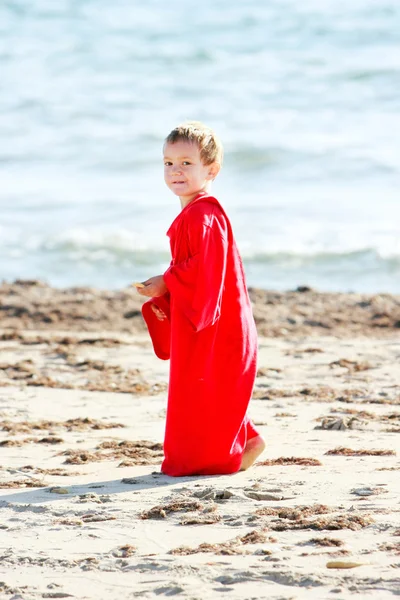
[{"x1": 142, "y1": 193, "x2": 258, "y2": 476}]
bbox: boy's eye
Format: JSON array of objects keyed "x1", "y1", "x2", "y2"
[
  {"x1": 164, "y1": 161, "x2": 172, "y2": 166},
  {"x1": 182, "y1": 161, "x2": 191, "y2": 166}
]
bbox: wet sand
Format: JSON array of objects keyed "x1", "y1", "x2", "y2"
[{"x1": 0, "y1": 281, "x2": 399, "y2": 599}]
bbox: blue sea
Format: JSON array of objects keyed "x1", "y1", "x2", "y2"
[{"x1": 1, "y1": 0, "x2": 399, "y2": 293}]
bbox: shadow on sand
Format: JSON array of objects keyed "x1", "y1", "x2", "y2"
[{"x1": 0, "y1": 471, "x2": 223, "y2": 506}]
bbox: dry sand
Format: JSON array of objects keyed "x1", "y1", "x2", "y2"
[{"x1": 0, "y1": 281, "x2": 399, "y2": 599}]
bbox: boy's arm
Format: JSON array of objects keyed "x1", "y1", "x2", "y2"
[{"x1": 163, "y1": 210, "x2": 228, "y2": 332}]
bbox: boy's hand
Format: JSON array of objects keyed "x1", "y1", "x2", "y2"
[
  {"x1": 135, "y1": 275, "x2": 167, "y2": 298},
  {"x1": 151, "y1": 304, "x2": 167, "y2": 321}
]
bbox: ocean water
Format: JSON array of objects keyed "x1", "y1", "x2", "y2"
[{"x1": 1, "y1": 0, "x2": 400, "y2": 293}]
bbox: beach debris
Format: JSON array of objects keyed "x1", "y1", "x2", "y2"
[
  {"x1": 360, "y1": 396, "x2": 400, "y2": 406},
  {"x1": 111, "y1": 544, "x2": 136, "y2": 557},
  {"x1": 325, "y1": 447, "x2": 396, "y2": 456},
  {"x1": 1, "y1": 282, "x2": 400, "y2": 337},
  {"x1": 0, "y1": 435, "x2": 63, "y2": 446},
  {"x1": 326, "y1": 561, "x2": 365, "y2": 569},
  {"x1": 256, "y1": 504, "x2": 331, "y2": 520},
  {"x1": 378, "y1": 542, "x2": 400, "y2": 554},
  {"x1": 81, "y1": 513, "x2": 116, "y2": 523},
  {"x1": 140, "y1": 499, "x2": 204, "y2": 520},
  {"x1": 244, "y1": 490, "x2": 288, "y2": 501},
  {"x1": 63, "y1": 450, "x2": 104, "y2": 464},
  {"x1": 77, "y1": 493, "x2": 112, "y2": 504},
  {"x1": 351, "y1": 487, "x2": 387, "y2": 497},
  {"x1": 42, "y1": 593, "x2": 74, "y2": 598},
  {"x1": 49, "y1": 487, "x2": 69, "y2": 494},
  {"x1": 285, "y1": 347, "x2": 324, "y2": 355},
  {"x1": 61, "y1": 439, "x2": 163, "y2": 466},
  {"x1": 331, "y1": 408, "x2": 377, "y2": 419},
  {"x1": 192, "y1": 488, "x2": 235, "y2": 501},
  {"x1": 275, "y1": 514, "x2": 373, "y2": 532},
  {"x1": 56, "y1": 518, "x2": 83, "y2": 526},
  {"x1": 329, "y1": 359, "x2": 373, "y2": 373},
  {"x1": 300, "y1": 386, "x2": 368, "y2": 404},
  {"x1": 0, "y1": 417, "x2": 125, "y2": 434},
  {"x1": 256, "y1": 367, "x2": 282, "y2": 376},
  {"x1": 170, "y1": 530, "x2": 276, "y2": 555},
  {"x1": 315, "y1": 416, "x2": 363, "y2": 430},
  {"x1": 376, "y1": 466, "x2": 400, "y2": 471},
  {"x1": 302, "y1": 347, "x2": 324, "y2": 353},
  {"x1": 0, "y1": 478, "x2": 44, "y2": 489},
  {"x1": 254, "y1": 505, "x2": 373, "y2": 531},
  {"x1": 274, "y1": 412, "x2": 296, "y2": 418},
  {"x1": 14, "y1": 465, "x2": 82, "y2": 477},
  {"x1": 5, "y1": 467, "x2": 43, "y2": 480},
  {"x1": 257, "y1": 457, "x2": 322, "y2": 466},
  {"x1": 180, "y1": 513, "x2": 221, "y2": 525},
  {"x1": 306, "y1": 537, "x2": 344, "y2": 547},
  {"x1": 252, "y1": 387, "x2": 295, "y2": 400},
  {"x1": 0, "y1": 356, "x2": 164, "y2": 395}
]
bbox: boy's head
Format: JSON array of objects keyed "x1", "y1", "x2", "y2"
[
  {"x1": 163, "y1": 122, "x2": 223, "y2": 204},
  {"x1": 164, "y1": 121, "x2": 223, "y2": 167}
]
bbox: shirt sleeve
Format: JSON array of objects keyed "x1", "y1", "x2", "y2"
[
  {"x1": 141, "y1": 293, "x2": 171, "y2": 360},
  {"x1": 163, "y1": 207, "x2": 228, "y2": 332}
]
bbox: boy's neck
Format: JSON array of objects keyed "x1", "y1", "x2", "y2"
[{"x1": 179, "y1": 189, "x2": 209, "y2": 210}]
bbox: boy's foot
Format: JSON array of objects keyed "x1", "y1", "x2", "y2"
[{"x1": 239, "y1": 435, "x2": 266, "y2": 471}]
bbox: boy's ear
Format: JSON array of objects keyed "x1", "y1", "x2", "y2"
[{"x1": 207, "y1": 162, "x2": 221, "y2": 181}]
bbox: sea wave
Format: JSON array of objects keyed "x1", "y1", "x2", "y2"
[{"x1": 2, "y1": 227, "x2": 399, "y2": 268}]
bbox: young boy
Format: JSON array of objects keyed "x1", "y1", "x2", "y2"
[{"x1": 135, "y1": 121, "x2": 265, "y2": 476}]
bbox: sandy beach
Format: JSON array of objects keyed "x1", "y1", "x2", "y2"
[{"x1": 0, "y1": 280, "x2": 399, "y2": 599}]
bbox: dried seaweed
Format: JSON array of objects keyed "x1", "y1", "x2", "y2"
[
  {"x1": 63, "y1": 450, "x2": 104, "y2": 464},
  {"x1": 255, "y1": 504, "x2": 330, "y2": 519},
  {"x1": 329, "y1": 359, "x2": 373, "y2": 372},
  {"x1": 330, "y1": 408, "x2": 377, "y2": 419},
  {"x1": 325, "y1": 447, "x2": 396, "y2": 456},
  {"x1": 377, "y1": 542, "x2": 400, "y2": 555},
  {"x1": 300, "y1": 387, "x2": 367, "y2": 403},
  {"x1": 0, "y1": 436, "x2": 63, "y2": 447},
  {"x1": 252, "y1": 388, "x2": 295, "y2": 400},
  {"x1": 141, "y1": 500, "x2": 204, "y2": 520},
  {"x1": 169, "y1": 530, "x2": 276, "y2": 555},
  {"x1": 16, "y1": 465, "x2": 82, "y2": 476},
  {"x1": 0, "y1": 359, "x2": 166, "y2": 396},
  {"x1": 274, "y1": 412, "x2": 296, "y2": 418},
  {"x1": 359, "y1": 397, "x2": 400, "y2": 406},
  {"x1": 258, "y1": 457, "x2": 322, "y2": 466},
  {"x1": 62, "y1": 440, "x2": 163, "y2": 465},
  {"x1": 254, "y1": 504, "x2": 373, "y2": 531},
  {"x1": 306, "y1": 537, "x2": 344, "y2": 547},
  {"x1": 0, "y1": 478, "x2": 44, "y2": 488},
  {"x1": 272, "y1": 514, "x2": 373, "y2": 532}
]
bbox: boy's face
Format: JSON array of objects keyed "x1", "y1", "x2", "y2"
[{"x1": 163, "y1": 140, "x2": 219, "y2": 205}]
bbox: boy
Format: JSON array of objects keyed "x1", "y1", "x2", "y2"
[{"x1": 136, "y1": 121, "x2": 265, "y2": 476}]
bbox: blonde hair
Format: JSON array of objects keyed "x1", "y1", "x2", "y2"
[{"x1": 164, "y1": 121, "x2": 223, "y2": 166}]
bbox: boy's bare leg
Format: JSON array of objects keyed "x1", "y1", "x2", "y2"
[{"x1": 239, "y1": 435, "x2": 266, "y2": 471}]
